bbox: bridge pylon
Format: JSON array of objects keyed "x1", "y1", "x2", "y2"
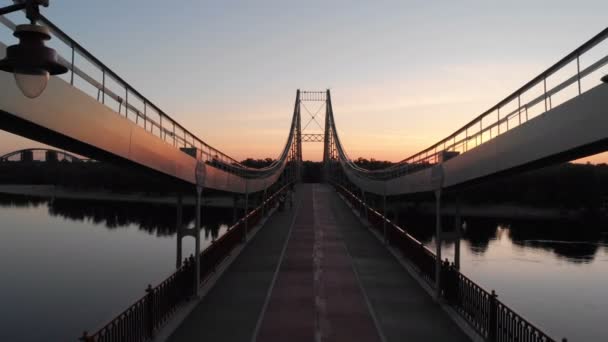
[{"x1": 294, "y1": 89, "x2": 337, "y2": 183}]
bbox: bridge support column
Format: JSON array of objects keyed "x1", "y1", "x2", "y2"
[
  {"x1": 232, "y1": 194, "x2": 238, "y2": 225},
  {"x1": 434, "y1": 189, "x2": 442, "y2": 301},
  {"x1": 176, "y1": 195, "x2": 183, "y2": 268},
  {"x1": 454, "y1": 199, "x2": 461, "y2": 270},
  {"x1": 194, "y1": 186, "x2": 202, "y2": 297}
]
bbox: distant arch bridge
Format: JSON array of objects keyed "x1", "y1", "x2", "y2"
[{"x1": 0, "y1": 148, "x2": 90, "y2": 163}]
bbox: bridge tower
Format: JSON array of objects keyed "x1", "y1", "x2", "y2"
[{"x1": 294, "y1": 89, "x2": 336, "y2": 183}]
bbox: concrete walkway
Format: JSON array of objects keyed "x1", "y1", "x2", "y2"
[
  {"x1": 167, "y1": 187, "x2": 303, "y2": 342},
  {"x1": 169, "y1": 184, "x2": 470, "y2": 342},
  {"x1": 326, "y1": 185, "x2": 470, "y2": 342}
]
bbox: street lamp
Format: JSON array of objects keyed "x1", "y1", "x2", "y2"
[{"x1": 0, "y1": 0, "x2": 67, "y2": 98}]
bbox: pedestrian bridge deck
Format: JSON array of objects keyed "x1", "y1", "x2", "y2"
[{"x1": 168, "y1": 183, "x2": 470, "y2": 342}]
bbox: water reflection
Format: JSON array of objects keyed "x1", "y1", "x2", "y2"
[
  {"x1": 0, "y1": 193, "x2": 47, "y2": 207},
  {"x1": 0, "y1": 193, "x2": 233, "y2": 240},
  {"x1": 398, "y1": 214, "x2": 608, "y2": 263}
]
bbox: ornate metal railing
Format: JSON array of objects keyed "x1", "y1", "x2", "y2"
[
  {"x1": 334, "y1": 183, "x2": 561, "y2": 342},
  {"x1": 80, "y1": 183, "x2": 291, "y2": 342}
]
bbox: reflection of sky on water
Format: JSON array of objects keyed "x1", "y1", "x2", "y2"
[
  {"x1": 402, "y1": 213, "x2": 608, "y2": 263},
  {"x1": 420, "y1": 219, "x2": 608, "y2": 341},
  {"x1": 2, "y1": 193, "x2": 607, "y2": 341},
  {"x1": 0, "y1": 193, "x2": 235, "y2": 342},
  {"x1": 0, "y1": 193, "x2": 234, "y2": 240}
]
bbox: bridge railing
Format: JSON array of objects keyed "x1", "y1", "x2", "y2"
[
  {"x1": 334, "y1": 183, "x2": 559, "y2": 342},
  {"x1": 80, "y1": 183, "x2": 291, "y2": 342},
  {"x1": 334, "y1": 28, "x2": 608, "y2": 180},
  {"x1": 0, "y1": 15, "x2": 295, "y2": 179},
  {"x1": 0, "y1": 15, "x2": 239, "y2": 169}
]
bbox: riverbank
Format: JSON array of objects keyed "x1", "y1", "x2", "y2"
[
  {"x1": 0, "y1": 184, "x2": 242, "y2": 208},
  {"x1": 389, "y1": 202, "x2": 591, "y2": 220}
]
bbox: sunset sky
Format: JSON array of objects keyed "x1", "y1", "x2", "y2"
[{"x1": 1, "y1": 1, "x2": 607, "y2": 162}]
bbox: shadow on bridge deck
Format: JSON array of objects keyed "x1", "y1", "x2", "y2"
[{"x1": 167, "y1": 184, "x2": 470, "y2": 342}]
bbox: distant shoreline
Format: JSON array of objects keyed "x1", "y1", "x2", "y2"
[
  {"x1": 0, "y1": 184, "x2": 242, "y2": 208},
  {"x1": 0, "y1": 184, "x2": 598, "y2": 221},
  {"x1": 390, "y1": 202, "x2": 592, "y2": 220}
]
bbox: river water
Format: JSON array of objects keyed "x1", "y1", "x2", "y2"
[
  {"x1": 0, "y1": 194, "x2": 607, "y2": 341},
  {"x1": 0, "y1": 194, "x2": 234, "y2": 342},
  {"x1": 412, "y1": 216, "x2": 608, "y2": 342}
]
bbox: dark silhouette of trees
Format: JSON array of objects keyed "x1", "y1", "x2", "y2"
[
  {"x1": 353, "y1": 157, "x2": 394, "y2": 170},
  {"x1": 459, "y1": 162, "x2": 608, "y2": 209},
  {"x1": 240, "y1": 158, "x2": 275, "y2": 168}
]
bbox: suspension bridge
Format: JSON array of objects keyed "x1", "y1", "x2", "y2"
[{"x1": 1, "y1": 9, "x2": 607, "y2": 342}]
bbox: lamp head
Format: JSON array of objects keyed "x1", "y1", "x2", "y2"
[{"x1": 0, "y1": 24, "x2": 67, "y2": 98}]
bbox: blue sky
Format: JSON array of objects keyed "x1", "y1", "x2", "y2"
[{"x1": 1, "y1": 0, "x2": 607, "y2": 161}]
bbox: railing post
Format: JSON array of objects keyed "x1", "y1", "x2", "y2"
[
  {"x1": 577, "y1": 54, "x2": 582, "y2": 95},
  {"x1": 543, "y1": 77, "x2": 548, "y2": 112},
  {"x1": 518, "y1": 95, "x2": 522, "y2": 125},
  {"x1": 160, "y1": 115, "x2": 163, "y2": 140},
  {"x1": 79, "y1": 331, "x2": 92, "y2": 342},
  {"x1": 440, "y1": 259, "x2": 449, "y2": 299},
  {"x1": 143, "y1": 102, "x2": 147, "y2": 131},
  {"x1": 145, "y1": 284, "x2": 154, "y2": 339},
  {"x1": 444, "y1": 262, "x2": 459, "y2": 305},
  {"x1": 70, "y1": 44, "x2": 75, "y2": 86},
  {"x1": 176, "y1": 195, "x2": 183, "y2": 268},
  {"x1": 101, "y1": 69, "x2": 105, "y2": 104},
  {"x1": 497, "y1": 107, "x2": 500, "y2": 135},
  {"x1": 488, "y1": 290, "x2": 498, "y2": 342}
]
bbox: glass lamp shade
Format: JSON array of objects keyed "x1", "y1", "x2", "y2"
[
  {"x1": 0, "y1": 24, "x2": 67, "y2": 99},
  {"x1": 14, "y1": 68, "x2": 49, "y2": 99}
]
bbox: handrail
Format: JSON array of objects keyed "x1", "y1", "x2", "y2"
[
  {"x1": 412, "y1": 27, "x2": 608, "y2": 161},
  {"x1": 0, "y1": 14, "x2": 298, "y2": 181},
  {"x1": 37, "y1": 14, "x2": 241, "y2": 167},
  {"x1": 331, "y1": 27, "x2": 608, "y2": 182},
  {"x1": 334, "y1": 182, "x2": 560, "y2": 342},
  {"x1": 81, "y1": 182, "x2": 292, "y2": 342}
]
